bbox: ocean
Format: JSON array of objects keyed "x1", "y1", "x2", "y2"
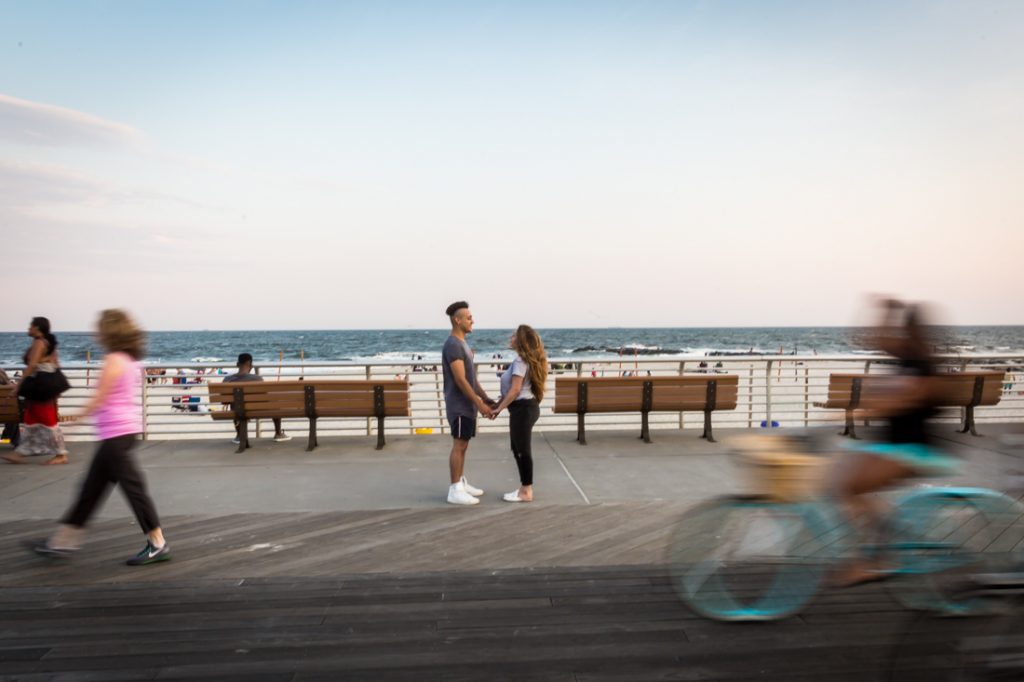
[{"x1": 2, "y1": 327, "x2": 1023, "y2": 365}]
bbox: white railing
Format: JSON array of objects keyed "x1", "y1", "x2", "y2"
[{"x1": 3, "y1": 355, "x2": 1022, "y2": 442}]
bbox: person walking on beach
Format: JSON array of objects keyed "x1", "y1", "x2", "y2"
[
  {"x1": 2, "y1": 317, "x2": 69, "y2": 465},
  {"x1": 222, "y1": 353, "x2": 291, "y2": 444},
  {"x1": 442, "y1": 301, "x2": 494, "y2": 505},
  {"x1": 492, "y1": 325, "x2": 548, "y2": 503},
  {"x1": 31, "y1": 309, "x2": 171, "y2": 566}
]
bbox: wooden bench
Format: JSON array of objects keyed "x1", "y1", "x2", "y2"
[
  {"x1": 814, "y1": 371, "x2": 1005, "y2": 438},
  {"x1": 554, "y1": 374, "x2": 739, "y2": 444},
  {"x1": 208, "y1": 379, "x2": 410, "y2": 453},
  {"x1": 0, "y1": 384, "x2": 21, "y2": 425}
]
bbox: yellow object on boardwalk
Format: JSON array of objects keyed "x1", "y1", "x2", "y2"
[{"x1": 731, "y1": 434, "x2": 828, "y2": 502}]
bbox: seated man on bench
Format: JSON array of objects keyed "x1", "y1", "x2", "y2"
[{"x1": 223, "y1": 353, "x2": 291, "y2": 444}]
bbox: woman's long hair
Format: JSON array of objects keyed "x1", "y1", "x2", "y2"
[
  {"x1": 515, "y1": 325, "x2": 548, "y2": 402},
  {"x1": 30, "y1": 316, "x2": 58, "y2": 354},
  {"x1": 97, "y1": 309, "x2": 146, "y2": 360}
]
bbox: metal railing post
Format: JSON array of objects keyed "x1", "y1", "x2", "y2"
[
  {"x1": 254, "y1": 367, "x2": 262, "y2": 439},
  {"x1": 803, "y1": 366, "x2": 809, "y2": 427},
  {"x1": 747, "y1": 365, "x2": 754, "y2": 428},
  {"x1": 434, "y1": 366, "x2": 445, "y2": 433},
  {"x1": 678, "y1": 361, "x2": 686, "y2": 430},
  {"x1": 141, "y1": 370, "x2": 149, "y2": 441},
  {"x1": 765, "y1": 360, "x2": 773, "y2": 427},
  {"x1": 366, "y1": 365, "x2": 372, "y2": 436}
]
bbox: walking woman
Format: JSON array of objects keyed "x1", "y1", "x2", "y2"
[
  {"x1": 493, "y1": 325, "x2": 548, "y2": 503},
  {"x1": 33, "y1": 309, "x2": 171, "y2": 566},
  {"x1": 2, "y1": 317, "x2": 69, "y2": 465}
]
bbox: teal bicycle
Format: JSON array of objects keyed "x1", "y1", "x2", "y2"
[{"x1": 667, "y1": 432, "x2": 1024, "y2": 621}]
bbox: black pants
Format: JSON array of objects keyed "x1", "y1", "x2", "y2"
[
  {"x1": 509, "y1": 399, "x2": 540, "y2": 486},
  {"x1": 1, "y1": 421, "x2": 18, "y2": 447},
  {"x1": 62, "y1": 433, "x2": 161, "y2": 533}
]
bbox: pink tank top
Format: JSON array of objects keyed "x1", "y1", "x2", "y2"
[{"x1": 94, "y1": 352, "x2": 143, "y2": 440}]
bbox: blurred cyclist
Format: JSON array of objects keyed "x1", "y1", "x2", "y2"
[{"x1": 830, "y1": 297, "x2": 957, "y2": 585}]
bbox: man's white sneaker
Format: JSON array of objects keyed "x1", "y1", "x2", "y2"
[
  {"x1": 460, "y1": 476, "x2": 484, "y2": 497},
  {"x1": 273, "y1": 433, "x2": 293, "y2": 442},
  {"x1": 447, "y1": 483, "x2": 480, "y2": 505}
]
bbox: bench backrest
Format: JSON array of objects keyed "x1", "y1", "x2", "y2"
[
  {"x1": 208, "y1": 380, "x2": 411, "y2": 420},
  {"x1": 823, "y1": 371, "x2": 1004, "y2": 410},
  {"x1": 554, "y1": 375, "x2": 738, "y2": 414},
  {"x1": 0, "y1": 385, "x2": 18, "y2": 423}
]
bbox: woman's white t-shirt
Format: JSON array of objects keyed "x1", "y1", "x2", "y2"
[{"x1": 499, "y1": 355, "x2": 534, "y2": 401}]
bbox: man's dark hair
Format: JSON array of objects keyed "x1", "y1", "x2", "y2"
[
  {"x1": 237, "y1": 352, "x2": 254, "y2": 367},
  {"x1": 445, "y1": 301, "x2": 469, "y2": 318}
]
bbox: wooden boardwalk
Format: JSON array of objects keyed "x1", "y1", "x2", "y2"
[
  {"x1": 0, "y1": 561, "x2": 958, "y2": 681},
  {"x1": 0, "y1": 503, "x2": 696, "y2": 587},
  {"x1": 0, "y1": 504, "x2": 1000, "y2": 681},
  {"x1": 2, "y1": 426, "x2": 1021, "y2": 680}
]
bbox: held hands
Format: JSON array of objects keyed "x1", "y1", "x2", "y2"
[{"x1": 480, "y1": 398, "x2": 500, "y2": 420}]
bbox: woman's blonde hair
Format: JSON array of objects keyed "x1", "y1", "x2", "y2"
[
  {"x1": 515, "y1": 325, "x2": 548, "y2": 402},
  {"x1": 97, "y1": 309, "x2": 146, "y2": 360}
]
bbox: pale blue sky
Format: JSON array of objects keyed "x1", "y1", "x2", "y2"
[{"x1": 2, "y1": 1, "x2": 1022, "y2": 331}]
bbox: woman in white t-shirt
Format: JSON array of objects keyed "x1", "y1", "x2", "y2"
[{"x1": 492, "y1": 325, "x2": 548, "y2": 502}]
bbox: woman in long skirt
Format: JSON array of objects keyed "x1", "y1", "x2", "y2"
[{"x1": 2, "y1": 317, "x2": 68, "y2": 465}]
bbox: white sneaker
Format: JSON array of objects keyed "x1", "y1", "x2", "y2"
[
  {"x1": 273, "y1": 433, "x2": 293, "y2": 442},
  {"x1": 447, "y1": 483, "x2": 480, "y2": 505},
  {"x1": 231, "y1": 438, "x2": 240, "y2": 445},
  {"x1": 460, "y1": 476, "x2": 484, "y2": 497}
]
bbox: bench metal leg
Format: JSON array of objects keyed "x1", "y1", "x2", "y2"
[
  {"x1": 958, "y1": 405, "x2": 980, "y2": 436},
  {"x1": 701, "y1": 410, "x2": 716, "y2": 443},
  {"x1": 640, "y1": 411, "x2": 651, "y2": 443},
  {"x1": 576, "y1": 413, "x2": 587, "y2": 445},
  {"x1": 841, "y1": 410, "x2": 858, "y2": 439},
  {"x1": 376, "y1": 416, "x2": 385, "y2": 450},
  {"x1": 307, "y1": 418, "x2": 318, "y2": 452},
  {"x1": 236, "y1": 419, "x2": 249, "y2": 453}
]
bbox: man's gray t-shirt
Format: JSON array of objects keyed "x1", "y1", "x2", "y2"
[
  {"x1": 223, "y1": 372, "x2": 263, "y2": 383},
  {"x1": 442, "y1": 336, "x2": 477, "y2": 418}
]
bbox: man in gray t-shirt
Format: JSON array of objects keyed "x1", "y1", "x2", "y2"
[
  {"x1": 222, "y1": 353, "x2": 291, "y2": 444},
  {"x1": 442, "y1": 301, "x2": 495, "y2": 506}
]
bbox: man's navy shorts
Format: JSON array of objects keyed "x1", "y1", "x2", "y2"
[{"x1": 448, "y1": 415, "x2": 477, "y2": 441}]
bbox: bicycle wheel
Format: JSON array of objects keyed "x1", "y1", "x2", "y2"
[
  {"x1": 889, "y1": 488, "x2": 1024, "y2": 615},
  {"x1": 667, "y1": 495, "x2": 839, "y2": 621}
]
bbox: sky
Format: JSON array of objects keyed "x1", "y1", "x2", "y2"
[{"x1": 1, "y1": 1, "x2": 1022, "y2": 331}]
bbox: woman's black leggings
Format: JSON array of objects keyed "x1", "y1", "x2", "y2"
[
  {"x1": 62, "y1": 433, "x2": 161, "y2": 533},
  {"x1": 508, "y1": 399, "x2": 540, "y2": 486}
]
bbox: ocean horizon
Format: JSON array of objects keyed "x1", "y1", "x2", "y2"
[{"x1": 2, "y1": 326, "x2": 1023, "y2": 365}]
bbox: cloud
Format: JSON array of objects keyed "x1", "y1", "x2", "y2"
[
  {"x1": 0, "y1": 159, "x2": 106, "y2": 207},
  {"x1": 0, "y1": 93, "x2": 142, "y2": 148},
  {"x1": 0, "y1": 158, "x2": 227, "y2": 217}
]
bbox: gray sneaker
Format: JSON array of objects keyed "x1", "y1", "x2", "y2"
[
  {"x1": 126, "y1": 542, "x2": 171, "y2": 566},
  {"x1": 27, "y1": 540, "x2": 76, "y2": 559}
]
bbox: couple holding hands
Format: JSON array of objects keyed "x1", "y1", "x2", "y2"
[{"x1": 442, "y1": 301, "x2": 547, "y2": 506}]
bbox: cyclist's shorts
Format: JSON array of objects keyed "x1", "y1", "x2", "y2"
[{"x1": 841, "y1": 440, "x2": 960, "y2": 476}]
